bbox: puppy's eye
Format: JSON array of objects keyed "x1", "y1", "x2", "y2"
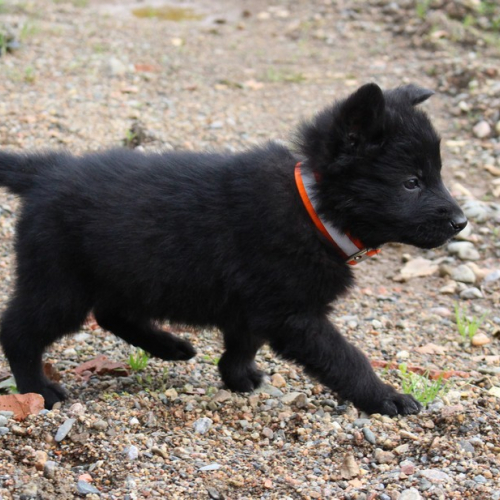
[{"x1": 404, "y1": 178, "x2": 420, "y2": 190}]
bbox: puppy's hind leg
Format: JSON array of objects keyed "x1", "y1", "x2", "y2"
[
  {"x1": 0, "y1": 290, "x2": 90, "y2": 409},
  {"x1": 93, "y1": 307, "x2": 196, "y2": 361},
  {"x1": 218, "y1": 328, "x2": 265, "y2": 392}
]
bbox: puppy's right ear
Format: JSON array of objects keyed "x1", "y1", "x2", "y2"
[{"x1": 339, "y1": 83, "x2": 385, "y2": 145}]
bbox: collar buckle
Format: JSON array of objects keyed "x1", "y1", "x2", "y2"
[{"x1": 347, "y1": 248, "x2": 380, "y2": 266}]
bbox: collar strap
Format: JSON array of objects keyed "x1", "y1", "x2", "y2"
[{"x1": 294, "y1": 162, "x2": 380, "y2": 265}]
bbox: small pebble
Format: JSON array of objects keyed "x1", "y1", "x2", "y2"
[
  {"x1": 471, "y1": 332, "x2": 491, "y2": 346},
  {"x1": 164, "y1": 388, "x2": 178, "y2": 399},
  {"x1": 262, "y1": 427, "x2": 274, "y2": 439},
  {"x1": 151, "y1": 447, "x2": 168, "y2": 459},
  {"x1": 439, "y1": 281, "x2": 458, "y2": 294},
  {"x1": 458, "y1": 440, "x2": 475, "y2": 453},
  {"x1": 126, "y1": 445, "x2": 139, "y2": 460},
  {"x1": 419, "y1": 469, "x2": 451, "y2": 483},
  {"x1": 34, "y1": 450, "x2": 48, "y2": 471},
  {"x1": 394, "y1": 444, "x2": 410, "y2": 454},
  {"x1": 447, "y1": 241, "x2": 480, "y2": 261},
  {"x1": 374, "y1": 448, "x2": 395, "y2": 464},
  {"x1": 92, "y1": 419, "x2": 108, "y2": 431},
  {"x1": 462, "y1": 200, "x2": 492, "y2": 222},
  {"x1": 281, "y1": 392, "x2": 308, "y2": 407},
  {"x1": 207, "y1": 486, "x2": 223, "y2": 500},
  {"x1": 21, "y1": 483, "x2": 38, "y2": 498},
  {"x1": 211, "y1": 389, "x2": 232, "y2": 403},
  {"x1": 255, "y1": 383, "x2": 283, "y2": 397},
  {"x1": 198, "y1": 463, "x2": 222, "y2": 471},
  {"x1": 400, "y1": 460, "x2": 416, "y2": 475},
  {"x1": 362, "y1": 427, "x2": 376, "y2": 445},
  {"x1": 271, "y1": 373, "x2": 286, "y2": 388},
  {"x1": 43, "y1": 461, "x2": 57, "y2": 479},
  {"x1": 460, "y1": 287, "x2": 483, "y2": 299},
  {"x1": 55, "y1": 418, "x2": 76, "y2": 442},
  {"x1": 12, "y1": 425, "x2": 27, "y2": 436},
  {"x1": 473, "y1": 120, "x2": 491, "y2": 138},
  {"x1": 399, "y1": 489, "x2": 422, "y2": 500},
  {"x1": 68, "y1": 403, "x2": 86, "y2": 416},
  {"x1": 451, "y1": 264, "x2": 476, "y2": 284},
  {"x1": 76, "y1": 479, "x2": 100, "y2": 495},
  {"x1": 193, "y1": 417, "x2": 213, "y2": 435},
  {"x1": 484, "y1": 269, "x2": 500, "y2": 283},
  {"x1": 353, "y1": 418, "x2": 371, "y2": 428}
]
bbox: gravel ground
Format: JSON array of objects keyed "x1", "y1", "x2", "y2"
[{"x1": 0, "y1": 0, "x2": 499, "y2": 498}]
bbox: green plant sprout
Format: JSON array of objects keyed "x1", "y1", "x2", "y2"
[
  {"x1": 202, "y1": 354, "x2": 220, "y2": 365},
  {"x1": 0, "y1": 376, "x2": 19, "y2": 394},
  {"x1": 128, "y1": 347, "x2": 150, "y2": 372},
  {"x1": 416, "y1": 0, "x2": 431, "y2": 20},
  {"x1": 454, "y1": 303, "x2": 487, "y2": 343},
  {"x1": 398, "y1": 363, "x2": 448, "y2": 406}
]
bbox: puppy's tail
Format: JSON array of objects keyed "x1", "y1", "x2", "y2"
[{"x1": 0, "y1": 151, "x2": 59, "y2": 196}]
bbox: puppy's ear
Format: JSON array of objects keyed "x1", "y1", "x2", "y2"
[
  {"x1": 387, "y1": 84, "x2": 434, "y2": 106},
  {"x1": 339, "y1": 83, "x2": 385, "y2": 143},
  {"x1": 295, "y1": 83, "x2": 385, "y2": 171}
]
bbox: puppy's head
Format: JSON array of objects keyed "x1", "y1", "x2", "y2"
[{"x1": 296, "y1": 83, "x2": 467, "y2": 250}]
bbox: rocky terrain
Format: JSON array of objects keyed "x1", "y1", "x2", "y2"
[{"x1": 0, "y1": 0, "x2": 499, "y2": 498}]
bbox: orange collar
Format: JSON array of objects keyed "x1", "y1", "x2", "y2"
[{"x1": 294, "y1": 162, "x2": 380, "y2": 265}]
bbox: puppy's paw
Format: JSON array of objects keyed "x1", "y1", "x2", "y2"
[
  {"x1": 374, "y1": 392, "x2": 422, "y2": 417},
  {"x1": 169, "y1": 338, "x2": 196, "y2": 361},
  {"x1": 218, "y1": 357, "x2": 263, "y2": 393},
  {"x1": 152, "y1": 337, "x2": 196, "y2": 361},
  {"x1": 41, "y1": 381, "x2": 68, "y2": 409}
]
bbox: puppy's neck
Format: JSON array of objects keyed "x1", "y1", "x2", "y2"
[{"x1": 294, "y1": 162, "x2": 380, "y2": 265}]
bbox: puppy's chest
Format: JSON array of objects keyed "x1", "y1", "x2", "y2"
[{"x1": 286, "y1": 249, "x2": 353, "y2": 305}]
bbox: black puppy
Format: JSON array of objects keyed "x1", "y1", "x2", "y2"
[{"x1": 0, "y1": 83, "x2": 466, "y2": 415}]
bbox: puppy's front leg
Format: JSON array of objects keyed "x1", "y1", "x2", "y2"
[{"x1": 268, "y1": 314, "x2": 421, "y2": 416}]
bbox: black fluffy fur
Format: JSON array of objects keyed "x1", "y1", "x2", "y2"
[{"x1": 0, "y1": 83, "x2": 466, "y2": 415}]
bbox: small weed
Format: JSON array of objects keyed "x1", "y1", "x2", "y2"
[
  {"x1": 454, "y1": 303, "x2": 487, "y2": 343},
  {"x1": 92, "y1": 43, "x2": 108, "y2": 54},
  {"x1": 416, "y1": 0, "x2": 431, "y2": 20},
  {"x1": 202, "y1": 354, "x2": 220, "y2": 365},
  {"x1": 398, "y1": 363, "x2": 448, "y2": 406},
  {"x1": 123, "y1": 121, "x2": 148, "y2": 148},
  {"x1": 100, "y1": 391, "x2": 122, "y2": 402},
  {"x1": 157, "y1": 367, "x2": 170, "y2": 392},
  {"x1": 53, "y1": 0, "x2": 88, "y2": 6},
  {"x1": 0, "y1": 376, "x2": 19, "y2": 394},
  {"x1": 135, "y1": 373, "x2": 153, "y2": 387},
  {"x1": 24, "y1": 66, "x2": 35, "y2": 83},
  {"x1": 0, "y1": 33, "x2": 6, "y2": 54},
  {"x1": 20, "y1": 21, "x2": 39, "y2": 41},
  {"x1": 124, "y1": 129, "x2": 137, "y2": 147},
  {"x1": 462, "y1": 14, "x2": 475, "y2": 28},
  {"x1": 128, "y1": 347, "x2": 150, "y2": 372},
  {"x1": 265, "y1": 68, "x2": 306, "y2": 83}
]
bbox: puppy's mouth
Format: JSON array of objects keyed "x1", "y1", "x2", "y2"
[{"x1": 407, "y1": 225, "x2": 466, "y2": 250}]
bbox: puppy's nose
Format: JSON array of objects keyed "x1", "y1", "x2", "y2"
[{"x1": 450, "y1": 214, "x2": 468, "y2": 233}]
